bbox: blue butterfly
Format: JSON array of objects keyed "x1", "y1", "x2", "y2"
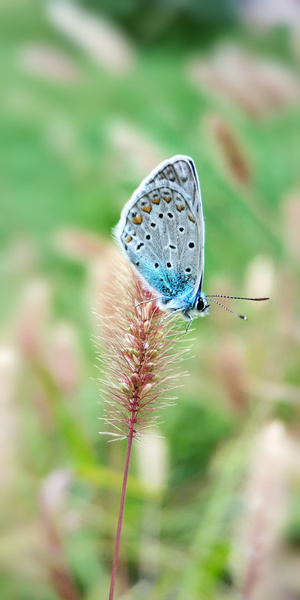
[{"x1": 114, "y1": 155, "x2": 268, "y2": 328}]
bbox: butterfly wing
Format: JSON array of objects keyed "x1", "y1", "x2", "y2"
[
  {"x1": 148, "y1": 155, "x2": 205, "y2": 289},
  {"x1": 114, "y1": 156, "x2": 205, "y2": 305},
  {"x1": 147, "y1": 155, "x2": 203, "y2": 218}
]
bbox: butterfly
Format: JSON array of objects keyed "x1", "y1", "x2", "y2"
[{"x1": 114, "y1": 155, "x2": 268, "y2": 329}]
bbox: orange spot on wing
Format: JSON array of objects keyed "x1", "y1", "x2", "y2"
[
  {"x1": 188, "y1": 214, "x2": 196, "y2": 223},
  {"x1": 125, "y1": 236, "x2": 132, "y2": 243},
  {"x1": 133, "y1": 215, "x2": 143, "y2": 224},
  {"x1": 176, "y1": 204, "x2": 185, "y2": 212},
  {"x1": 142, "y1": 205, "x2": 152, "y2": 213},
  {"x1": 152, "y1": 197, "x2": 160, "y2": 204},
  {"x1": 163, "y1": 196, "x2": 171, "y2": 203}
]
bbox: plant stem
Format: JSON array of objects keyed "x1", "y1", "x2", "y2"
[{"x1": 108, "y1": 408, "x2": 136, "y2": 600}]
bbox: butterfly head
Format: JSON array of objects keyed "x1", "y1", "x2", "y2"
[{"x1": 193, "y1": 293, "x2": 210, "y2": 317}]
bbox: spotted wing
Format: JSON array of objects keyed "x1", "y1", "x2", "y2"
[
  {"x1": 148, "y1": 156, "x2": 203, "y2": 218},
  {"x1": 148, "y1": 155, "x2": 205, "y2": 290},
  {"x1": 114, "y1": 156, "x2": 205, "y2": 302}
]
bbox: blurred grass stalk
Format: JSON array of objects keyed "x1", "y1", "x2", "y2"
[
  {"x1": 136, "y1": 430, "x2": 169, "y2": 583},
  {"x1": 97, "y1": 263, "x2": 186, "y2": 598},
  {"x1": 40, "y1": 470, "x2": 80, "y2": 600},
  {"x1": 233, "y1": 421, "x2": 288, "y2": 599}
]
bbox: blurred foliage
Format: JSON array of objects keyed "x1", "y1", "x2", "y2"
[
  {"x1": 0, "y1": 0, "x2": 300, "y2": 598},
  {"x1": 82, "y1": 0, "x2": 240, "y2": 42}
]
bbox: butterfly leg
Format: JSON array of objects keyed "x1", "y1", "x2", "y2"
[
  {"x1": 183, "y1": 311, "x2": 194, "y2": 333},
  {"x1": 159, "y1": 307, "x2": 183, "y2": 325},
  {"x1": 134, "y1": 297, "x2": 162, "y2": 309}
]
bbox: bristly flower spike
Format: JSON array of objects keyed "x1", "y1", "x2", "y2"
[{"x1": 96, "y1": 265, "x2": 187, "y2": 600}]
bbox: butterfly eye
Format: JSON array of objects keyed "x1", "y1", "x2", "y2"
[{"x1": 197, "y1": 297, "x2": 205, "y2": 311}]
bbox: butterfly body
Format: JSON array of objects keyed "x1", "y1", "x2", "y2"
[{"x1": 114, "y1": 155, "x2": 210, "y2": 323}]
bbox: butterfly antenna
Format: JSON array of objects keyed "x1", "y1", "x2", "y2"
[
  {"x1": 206, "y1": 295, "x2": 270, "y2": 302},
  {"x1": 208, "y1": 297, "x2": 248, "y2": 320},
  {"x1": 206, "y1": 295, "x2": 269, "y2": 320}
]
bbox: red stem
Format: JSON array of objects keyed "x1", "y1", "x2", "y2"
[{"x1": 108, "y1": 409, "x2": 136, "y2": 600}]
